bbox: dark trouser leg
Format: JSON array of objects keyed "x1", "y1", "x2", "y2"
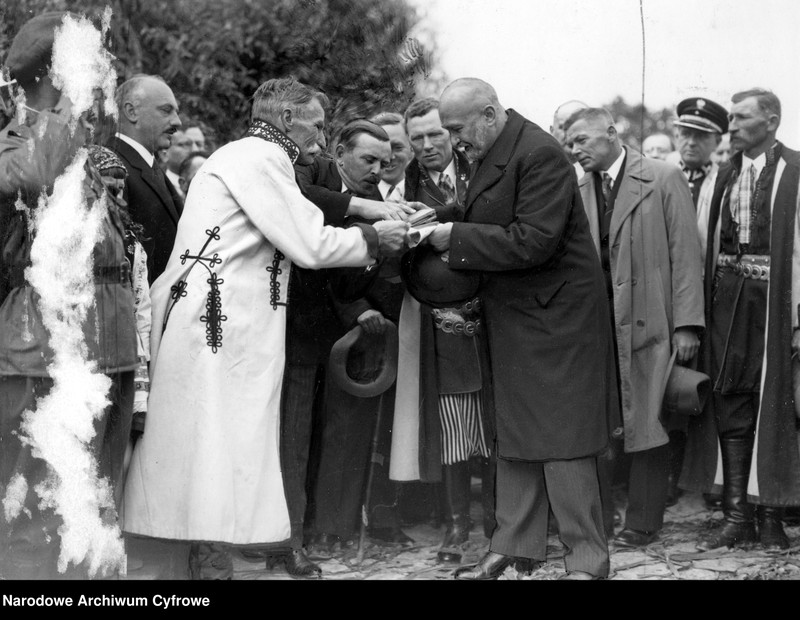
[
  {"x1": 545, "y1": 458, "x2": 609, "y2": 577},
  {"x1": 490, "y1": 456, "x2": 608, "y2": 577},
  {"x1": 597, "y1": 435, "x2": 622, "y2": 538},
  {"x1": 309, "y1": 373, "x2": 377, "y2": 540},
  {"x1": 489, "y1": 458, "x2": 549, "y2": 562},
  {"x1": 480, "y1": 454, "x2": 496, "y2": 538},
  {"x1": 280, "y1": 364, "x2": 321, "y2": 550},
  {"x1": 366, "y1": 384, "x2": 403, "y2": 533},
  {"x1": 666, "y1": 431, "x2": 686, "y2": 506},
  {"x1": 623, "y1": 442, "x2": 670, "y2": 534}
]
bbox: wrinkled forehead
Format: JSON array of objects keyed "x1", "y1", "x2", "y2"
[{"x1": 566, "y1": 117, "x2": 605, "y2": 140}]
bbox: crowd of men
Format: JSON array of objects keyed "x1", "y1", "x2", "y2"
[{"x1": 1, "y1": 11, "x2": 800, "y2": 581}]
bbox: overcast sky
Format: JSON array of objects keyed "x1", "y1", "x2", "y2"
[{"x1": 409, "y1": 0, "x2": 800, "y2": 145}]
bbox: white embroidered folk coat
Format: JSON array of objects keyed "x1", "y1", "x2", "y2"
[{"x1": 122, "y1": 135, "x2": 374, "y2": 545}]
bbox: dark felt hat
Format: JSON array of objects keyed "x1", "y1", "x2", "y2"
[
  {"x1": 401, "y1": 245, "x2": 482, "y2": 309},
  {"x1": 662, "y1": 352, "x2": 711, "y2": 418},
  {"x1": 5, "y1": 12, "x2": 76, "y2": 85},
  {"x1": 674, "y1": 97, "x2": 729, "y2": 135},
  {"x1": 328, "y1": 322, "x2": 398, "y2": 398}
]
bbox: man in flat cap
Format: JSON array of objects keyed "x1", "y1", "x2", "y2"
[{"x1": 0, "y1": 12, "x2": 137, "y2": 579}]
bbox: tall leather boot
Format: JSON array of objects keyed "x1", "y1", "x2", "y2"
[
  {"x1": 481, "y1": 455, "x2": 497, "y2": 538},
  {"x1": 697, "y1": 436, "x2": 757, "y2": 550},
  {"x1": 757, "y1": 505, "x2": 790, "y2": 550},
  {"x1": 438, "y1": 461, "x2": 473, "y2": 563}
]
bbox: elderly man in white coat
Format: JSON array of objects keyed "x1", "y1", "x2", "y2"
[{"x1": 122, "y1": 77, "x2": 408, "y2": 579}]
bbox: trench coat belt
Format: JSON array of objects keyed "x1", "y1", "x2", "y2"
[{"x1": 716, "y1": 253, "x2": 770, "y2": 281}]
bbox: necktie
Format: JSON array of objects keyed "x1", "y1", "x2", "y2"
[
  {"x1": 438, "y1": 173, "x2": 455, "y2": 204},
  {"x1": 384, "y1": 184, "x2": 398, "y2": 202},
  {"x1": 601, "y1": 172, "x2": 613, "y2": 210},
  {"x1": 152, "y1": 160, "x2": 169, "y2": 195},
  {"x1": 687, "y1": 167, "x2": 706, "y2": 207}
]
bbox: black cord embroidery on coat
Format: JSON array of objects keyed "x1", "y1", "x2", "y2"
[
  {"x1": 162, "y1": 226, "x2": 227, "y2": 352},
  {"x1": 266, "y1": 249, "x2": 286, "y2": 310}
]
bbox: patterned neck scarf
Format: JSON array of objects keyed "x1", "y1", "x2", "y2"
[
  {"x1": 245, "y1": 119, "x2": 300, "y2": 164},
  {"x1": 727, "y1": 142, "x2": 782, "y2": 252}
]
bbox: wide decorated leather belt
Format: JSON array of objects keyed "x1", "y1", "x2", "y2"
[
  {"x1": 716, "y1": 254, "x2": 770, "y2": 281},
  {"x1": 432, "y1": 297, "x2": 482, "y2": 336}
]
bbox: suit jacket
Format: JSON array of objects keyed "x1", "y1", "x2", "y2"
[
  {"x1": 107, "y1": 136, "x2": 182, "y2": 284},
  {"x1": 404, "y1": 149, "x2": 470, "y2": 223},
  {"x1": 448, "y1": 109, "x2": 617, "y2": 461},
  {"x1": 579, "y1": 148, "x2": 704, "y2": 452}
]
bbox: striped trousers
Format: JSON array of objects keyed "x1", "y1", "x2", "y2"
[{"x1": 438, "y1": 391, "x2": 489, "y2": 465}]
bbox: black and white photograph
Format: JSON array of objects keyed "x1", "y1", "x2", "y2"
[{"x1": 1, "y1": 0, "x2": 799, "y2": 591}]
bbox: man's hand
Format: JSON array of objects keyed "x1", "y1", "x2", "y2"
[
  {"x1": 673, "y1": 327, "x2": 700, "y2": 364},
  {"x1": 349, "y1": 197, "x2": 415, "y2": 221},
  {"x1": 427, "y1": 222, "x2": 453, "y2": 252},
  {"x1": 373, "y1": 220, "x2": 409, "y2": 257},
  {"x1": 357, "y1": 309, "x2": 387, "y2": 335}
]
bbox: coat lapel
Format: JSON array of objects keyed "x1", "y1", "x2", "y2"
[
  {"x1": 112, "y1": 137, "x2": 181, "y2": 225},
  {"x1": 465, "y1": 110, "x2": 525, "y2": 212},
  {"x1": 609, "y1": 148, "x2": 653, "y2": 247},
  {"x1": 578, "y1": 172, "x2": 601, "y2": 256}
]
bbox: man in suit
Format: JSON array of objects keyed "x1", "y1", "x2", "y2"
[
  {"x1": 109, "y1": 75, "x2": 183, "y2": 284},
  {"x1": 390, "y1": 96, "x2": 494, "y2": 564},
  {"x1": 164, "y1": 117, "x2": 207, "y2": 198},
  {"x1": 300, "y1": 119, "x2": 415, "y2": 553},
  {"x1": 430, "y1": 78, "x2": 617, "y2": 580},
  {"x1": 682, "y1": 89, "x2": 800, "y2": 551},
  {"x1": 565, "y1": 107, "x2": 704, "y2": 550},
  {"x1": 370, "y1": 112, "x2": 413, "y2": 203}
]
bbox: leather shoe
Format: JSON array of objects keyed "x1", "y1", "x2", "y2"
[
  {"x1": 368, "y1": 527, "x2": 414, "y2": 545},
  {"x1": 560, "y1": 570, "x2": 601, "y2": 580},
  {"x1": 453, "y1": 551, "x2": 516, "y2": 580},
  {"x1": 613, "y1": 528, "x2": 658, "y2": 549},
  {"x1": 283, "y1": 548, "x2": 321, "y2": 579}
]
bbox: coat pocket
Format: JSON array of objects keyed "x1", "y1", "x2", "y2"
[{"x1": 534, "y1": 280, "x2": 567, "y2": 308}]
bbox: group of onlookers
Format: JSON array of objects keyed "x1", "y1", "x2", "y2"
[{"x1": 2, "y1": 11, "x2": 800, "y2": 582}]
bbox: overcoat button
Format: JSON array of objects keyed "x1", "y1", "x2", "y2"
[{"x1": 636, "y1": 319, "x2": 645, "y2": 327}]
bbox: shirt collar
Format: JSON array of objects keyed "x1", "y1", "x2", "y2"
[
  {"x1": 680, "y1": 159, "x2": 713, "y2": 179},
  {"x1": 742, "y1": 151, "x2": 768, "y2": 176},
  {"x1": 245, "y1": 119, "x2": 300, "y2": 164},
  {"x1": 603, "y1": 147, "x2": 627, "y2": 184},
  {"x1": 379, "y1": 178, "x2": 405, "y2": 201},
  {"x1": 427, "y1": 157, "x2": 457, "y2": 186},
  {"x1": 116, "y1": 132, "x2": 154, "y2": 167}
]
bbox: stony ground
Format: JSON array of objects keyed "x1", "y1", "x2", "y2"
[{"x1": 121, "y1": 485, "x2": 800, "y2": 581}]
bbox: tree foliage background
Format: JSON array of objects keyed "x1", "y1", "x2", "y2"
[{"x1": 1, "y1": 0, "x2": 437, "y2": 145}]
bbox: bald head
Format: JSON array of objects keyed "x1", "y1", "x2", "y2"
[
  {"x1": 551, "y1": 100, "x2": 589, "y2": 160},
  {"x1": 439, "y1": 78, "x2": 507, "y2": 162},
  {"x1": 116, "y1": 75, "x2": 181, "y2": 154}
]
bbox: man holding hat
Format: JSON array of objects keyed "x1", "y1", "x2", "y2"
[
  {"x1": 0, "y1": 11, "x2": 138, "y2": 579},
  {"x1": 565, "y1": 106, "x2": 704, "y2": 551}
]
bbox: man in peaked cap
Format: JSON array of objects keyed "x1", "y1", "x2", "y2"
[
  {"x1": 673, "y1": 97, "x2": 730, "y2": 257},
  {"x1": 662, "y1": 97, "x2": 730, "y2": 509}
]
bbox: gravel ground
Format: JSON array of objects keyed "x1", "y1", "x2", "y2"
[{"x1": 120, "y1": 486, "x2": 800, "y2": 581}]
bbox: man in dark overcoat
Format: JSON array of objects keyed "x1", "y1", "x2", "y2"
[{"x1": 429, "y1": 78, "x2": 618, "y2": 580}]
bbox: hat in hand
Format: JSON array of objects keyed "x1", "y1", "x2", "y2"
[
  {"x1": 328, "y1": 322, "x2": 398, "y2": 398},
  {"x1": 662, "y1": 351, "x2": 711, "y2": 418},
  {"x1": 5, "y1": 12, "x2": 77, "y2": 86},
  {"x1": 401, "y1": 244, "x2": 482, "y2": 309}
]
